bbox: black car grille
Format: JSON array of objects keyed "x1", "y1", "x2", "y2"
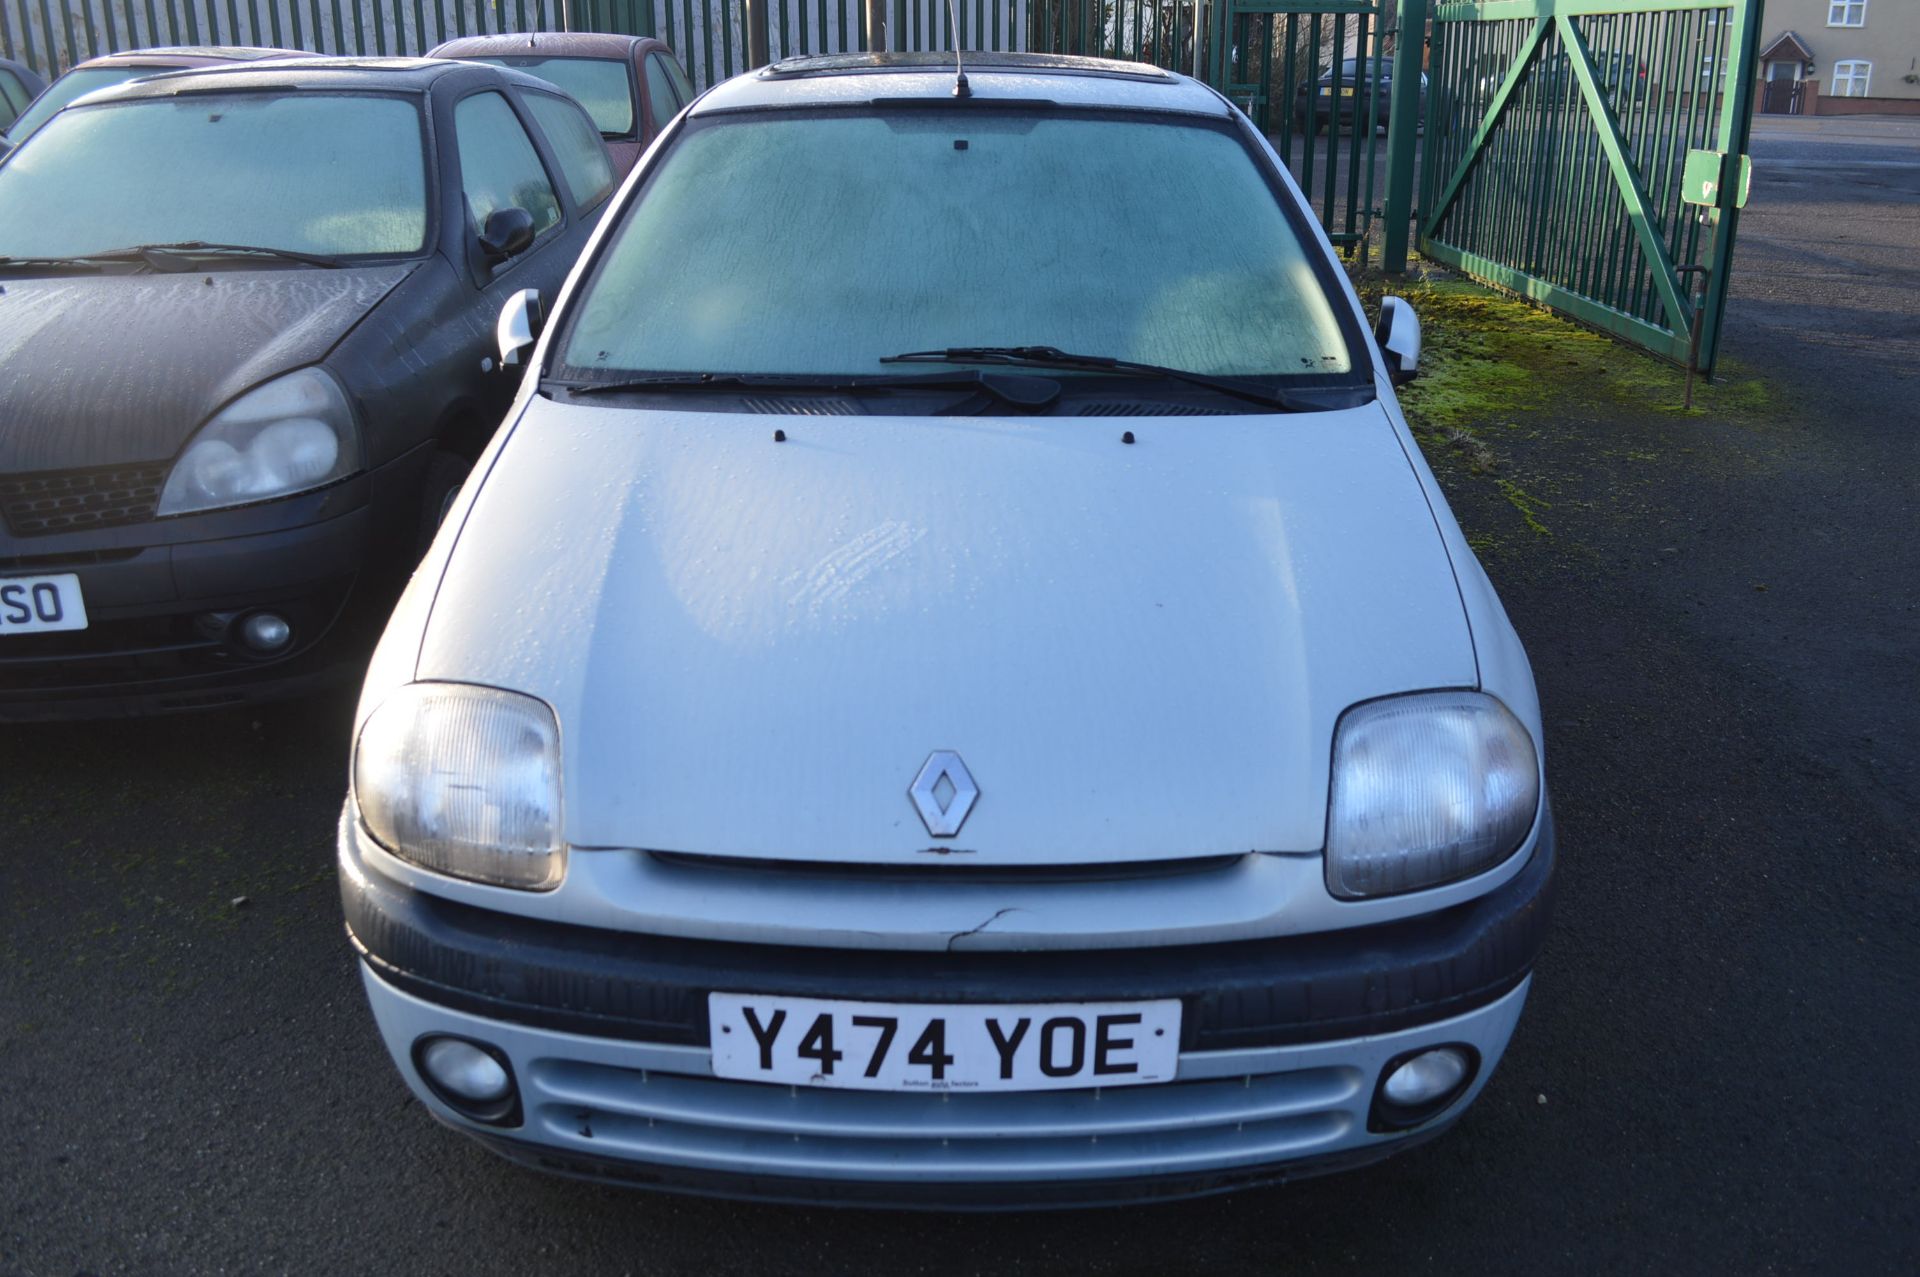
[{"x1": 0, "y1": 464, "x2": 169, "y2": 536}]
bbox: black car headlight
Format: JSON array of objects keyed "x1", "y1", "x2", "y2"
[{"x1": 158, "y1": 366, "x2": 360, "y2": 516}]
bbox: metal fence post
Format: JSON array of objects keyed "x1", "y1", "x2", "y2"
[
  {"x1": 747, "y1": 0, "x2": 771, "y2": 66},
  {"x1": 1381, "y1": 0, "x2": 1427, "y2": 274},
  {"x1": 865, "y1": 0, "x2": 886, "y2": 51}
]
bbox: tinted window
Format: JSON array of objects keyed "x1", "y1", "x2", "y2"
[
  {"x1": 562, "y1": 111, "x2": 1350, "y2": 379},
  {"x1": 643, "y1": 55, "x2": 680, "y2": 134},
  {"x1": 0, "y1": 93, "x2": 429, "y2": 257},
  {"x1": 659, "y1": 54, "x2": 694, "y2": 104},
  {"x1": 7, "y1": 66, "x2": 144, "y2": 140},
  {"x1": 0, "y1": 70, "x2": 29, "y2": 118},
  {"x1": 470, "y1": 56, "x2": 634, "y2": 136},
  {"x1": 526, "y1": 92, "x2": 614, "y2": 210},
  {"x1": 454, "y1": 92, "x2": 561, "y2": 240}
]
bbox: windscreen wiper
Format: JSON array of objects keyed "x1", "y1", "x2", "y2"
[
  {"x1": 881, "y1": 345, "x2": 1317, "y2": 412},
  {"x1": 0, "y1": 242, "x2": 347, "y2": 274},
  {"x1": 125, "y1": 241, "x2": 348, "y2": 269},
  {"x1": 563, "y1": 369, "x2": 1061, "y2": 410}
]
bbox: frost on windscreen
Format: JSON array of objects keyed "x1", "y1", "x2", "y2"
[
  {"x1": 0, "y1": 94, "x2": 428, "y2": 258},
  {"x1": 565, "y1": 112, "x2": 1351, "y2": 379}
]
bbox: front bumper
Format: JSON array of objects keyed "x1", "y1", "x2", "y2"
[
  {"x1": 0, "y1": 453, "x2": 425, "y2": 720},
  {"x1": 341, "y1": 810, "x2": 1554, "y2": 1206}
]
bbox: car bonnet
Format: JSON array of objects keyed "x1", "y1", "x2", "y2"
[{"x1": 413, "y1": 396, "x2": 1479, "y2": 866}]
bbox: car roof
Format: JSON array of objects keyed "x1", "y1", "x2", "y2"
[
  {"x1": 69, "y1": 56, "x2": 550, "y2": 102},
  {"x1": 72, "y1": 45, "x2": 307, "y2": 69},
  {"x1": 428, "y1": 31, "x2": 665, "y2": 59},
  {"x1": 694, "y1": 51, "x2": 1230, "y2": 118}
]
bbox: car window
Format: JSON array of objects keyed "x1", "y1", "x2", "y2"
[
  {"x1": 0, "y1": 70, "x2": 30, "y2": 121},
  {"x1": 468, "y1": 56, "x2": 634, "y2": 137},
  {"x1": 659, "y1": 53, "x2": 694, "y2": 105},
  {"x1": 643, "y1": 54, "x2": 681, "y2": 133},
  {"x1": 7, "y1": 66, "x2": 145, "y2": 141},
  {"x1": 561, "y1": 110, "x2": 1352, "y2": 380},
  {"x1": 0, "y1": 92, "x2": 429, "y2": 257},
  {"x1": 525, "y1": 92, "x2": 614, "y2": 210},
  {"x1": 454, "y1": 91, "x2": 562, "y2": 240}
]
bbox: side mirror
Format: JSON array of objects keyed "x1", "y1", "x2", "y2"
[
  {"x1": 478, "y1": 206, "x2": 536, "y2": 262},
  {"x1": 1375, "y1": 295, "x2": 1421, "y2": 385},
  {"x1": 496, "y1": 288, "x2": 544, "y2": 367}
]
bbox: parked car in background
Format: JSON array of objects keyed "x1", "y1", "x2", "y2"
[
  {"x1": 1, "y1": 45, "x2": 303, "y2": 150},
  {"x1": 0, "y1": 58, "x2": 615, "y2": 718},
  {"x1": 341, "y1": 50, "x2": 1554, "y2": 1206},
  {"x1": 428, "y1": 32, "x2": 695, "y2": 178},
  {"x1": 0, "y1": 56, "x2": 48, "y2": 133},
  {"x1": 1294, "y1": 56, "x2": 1425, "y2": 134}
]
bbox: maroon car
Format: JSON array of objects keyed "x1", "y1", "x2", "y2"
[
  {"x1": 428, "y1": 32, "x2": 694, "y2": 178},
  {"x1": 4, "y1": 46, "x2": 304, "y2": 146}
]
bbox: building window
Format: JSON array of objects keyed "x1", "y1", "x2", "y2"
[
  {"x1": 1827, "y1": 1, "x2": 1866, "y2": 28},
  {"x1": 1831, "y1": 60, "x2": 1872, "y2": 96}
]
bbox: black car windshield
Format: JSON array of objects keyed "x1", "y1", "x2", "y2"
[
  {"x1": 471, "y1": 55, "x2": 633, "y2": 135},
  {"x1": 560, "y1": 109, "x2": 1353, "y2": 382},
  {"x1": 0, "y1": 92, "x2": 429, "y2": 259},
  {"x1": 6, "y1": 66, "x2": 145, "y2": 141}
]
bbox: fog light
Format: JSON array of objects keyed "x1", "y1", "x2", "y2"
[
  {"x1": 1371, "y1": 1044, "x2": 1479, "y2": 1131},
  {"x1": 238, "y1": 612, "x2": 292, "y2": 653},
  {"x1": 413, "y1": 1035, "x2": 519, "y2": 1125}
]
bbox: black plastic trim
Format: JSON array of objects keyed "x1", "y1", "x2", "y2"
[{"x1": 341, "y1": 804, "x2": 1555, "y2": 1053}]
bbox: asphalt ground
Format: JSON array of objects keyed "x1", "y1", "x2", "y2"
[{"x1": 2, "y1": 114, "x2": 1916, "y2": 1274}]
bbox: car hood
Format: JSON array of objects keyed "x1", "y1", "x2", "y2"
[
  {"x1": 416, "y1": 397, "x2": 1479, "y2": 865},
  {"x1": 0, "y1": 264, "x2": 413, "y2": 472}
]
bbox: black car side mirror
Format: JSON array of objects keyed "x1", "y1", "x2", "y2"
[{"x1": 478, "y1": 207, "x2": 536, "y2": 262}]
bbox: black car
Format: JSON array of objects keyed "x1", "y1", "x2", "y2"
[
  {"x1": 0, "y1": 55, "x2": 48, "y2": 134},
  {"x1": 1293, "y1": 57, "x2": 1426, "y2": 134},
  {"x1": 0, "y1": 58, "x2": 615, "y2": 718}
]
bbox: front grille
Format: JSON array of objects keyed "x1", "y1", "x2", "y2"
[
  {"x1": 0, "y1": 464, "x2": 169, "y2": 536},
  {"x1": 650, "y1": 850, "x2": 1247, "y2": 884},
  {"x1": 524, "y1": 1057, "x2": 1363, "y2": 1183}
]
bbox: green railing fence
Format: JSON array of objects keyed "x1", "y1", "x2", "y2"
[{"x1": 1416, "y1": 0, "x2": 1761, "y2": 370}]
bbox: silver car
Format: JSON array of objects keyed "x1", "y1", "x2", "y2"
[{"x1": 339, "y1": 51, "x2": 1555, "y2": 1207}]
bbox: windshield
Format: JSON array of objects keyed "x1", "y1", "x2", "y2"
[
  {"x1": 6, "y1": 66, "x2": 145, "y2": 141},
  {"x1": 0, "y1": 92, "x2": 429, "y2": 259},
  {"x1": 471, "y1": 56, "x2": 634, "y2": 136},
  {"x1": 560, "y1": 109, "x2": 1353, "y2": 382}
]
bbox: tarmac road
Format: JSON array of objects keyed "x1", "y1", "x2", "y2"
[{"x1": 2, "y1": 115, "x2": 1916, "y2": 1274}]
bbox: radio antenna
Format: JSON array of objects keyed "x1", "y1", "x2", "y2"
[{"x1": 945, "y1": 0, "x2": 971, "y2": 98}]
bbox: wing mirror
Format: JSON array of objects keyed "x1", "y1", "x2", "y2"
[
  {"x1": 1375, "y1": 295, "x2": 1421, "y2": 385},
  {"x1": 496, "y1": 288, "x2": 545, "y2": 368},
  {"x1": 478, "y1": 206, "x2": 536, "y2": 262}
]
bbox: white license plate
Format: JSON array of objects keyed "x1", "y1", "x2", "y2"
[
  {"x1": 0, "y1": 573, "x2": 88, "y2": 635},
  {"x1": 709, "y1": 993, "x2": 1181, "y2": 1093}
]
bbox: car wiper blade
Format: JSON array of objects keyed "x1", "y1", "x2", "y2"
[
  {"x1": 881, "y1": 345, "x2": 1315, "y2": 412},
  {"x1": 0, "y1": 253, "x2": 119, "y2": 272},
  {"x1": 124, "y1": 241, "x2": 348, "y2": 269},
  {"x1": 563, "y1": 369, "x2": 1060, "y2": 409}
]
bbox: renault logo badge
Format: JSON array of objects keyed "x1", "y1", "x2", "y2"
[{"x1": 910, "y1": 751, "x2": 978, "y2": 838}]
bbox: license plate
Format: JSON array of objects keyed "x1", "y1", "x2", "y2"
[
  {"x1": 709, "y1": 993, "x2": 1181, "y2": 1093},
  {"x1": 1341, "y1": 86, "x2": 1356, "y2": 97},
  {"x1": 0, "y1": 573, "x2": 88, "y2": 635}
]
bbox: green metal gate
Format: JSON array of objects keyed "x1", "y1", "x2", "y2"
[
  {"x1": 1417, "y1": 0, "x2": 1761, "y2": 370},
  {"x1": 1215, "y1": 1, "x2": 1391, "y2": 257}
]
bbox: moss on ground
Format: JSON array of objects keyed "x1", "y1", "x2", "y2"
[{"x1": 1352, "y1": 271, "x2": 1786, "y2": 546}]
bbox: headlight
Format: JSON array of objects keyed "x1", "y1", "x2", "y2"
[
  {"x1": 157, "y1": 367, "x2": 359, "y2": 516},
  {"x1": 1326, "y1": 691, "x2": 1539, "y2": 899},
  {"x1": 353, "y1": 683, "x2": 565, "y2": 890}
]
